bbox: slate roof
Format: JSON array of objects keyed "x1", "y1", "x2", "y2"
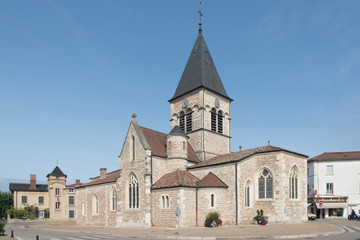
[
  {"x1": 188, "y1": 145, "x2": 308, "y2": 169},
  {"x1": 77, "y1": 169, "x2": 121, "y2": 188},
  {"x1": 152, "y1": 169, "x2": 199, "y2": 189},
  {"x1": 9, "y1": 183, "x2": 48, "y2": 192},
  {"x1": 169, "y1": 30, "x2": 232, "y2": 102},
  {"x1": 197, "y1": 172, "x2": 228, "y2": 188},
  {"x1": 168, "y1": 125, "x2": 187, "y2": 137},
  {"x1": 308, "y1": 151, "x2": 360, "y2": 162},
  {"x1": 140, "y1": 126, "x2": 199, "y2": 163},
  {"x1": 46, "y1": 166, "x2": 67, "y2": 178}
]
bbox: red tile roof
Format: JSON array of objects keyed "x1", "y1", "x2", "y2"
[
  {"x1": 197, "y1": 172, "x2": 228, "y2": 188},
  {"x1": 308, "y1": 151, "x2": 360, "y2": 162},
  {"x1": 140, "y1": 126, "x2": 199, "y2": 163},
  {"x1": 188, "y1": 145, "x2": 308, "y2": 169},
  {"x1": 152, "y1": 169, "x2": 199, "y2": 189},
  {"x1": 77, "y1": 169, "x2": 121, "y2": 188}
]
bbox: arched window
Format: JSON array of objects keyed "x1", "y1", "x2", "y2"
[
  {"x1": 217, "y1": 110, "x2": 223, "y2": 134},
  {"x1": 129, "y1": 174, "x2": 139, "y2": 209},
  {"x1": 179, "y1": 111, "x2": 185, "y2": 131},
  {"x1": 289, "y1": 167, "x2": 298, "y2": 199},
  {"x1": 93, "y1": 194, "x2": 99, "y2": 214},
  {"x1": 210, "y1": 194, "x2": 215, "y2": 207},
  {"x1": 211, "y1": 108, "x2": 217, "y2": 131},
  {"x1": 166, "y1": 196, "x2": 170, "y2": 208},
  {"x1": 131, "y1": 135, "x2": 135, "y2": 161},
  {"x1": 111, "y1": 188, "x2": 117, "y2": 211},
  {"x1": 258, "y1": 169, "x2": 273, "y2": 199},
  {"x1": 162, "y1": 196, "x2": 165, "y2": 208},
  {"x1": 186, "y1": 108, "x2": 193, "y2": 132},
  {"x1": 245, "y1": 180, "x2": 251, "y2": 207},
  {"x1": 81, "y1": 201, "x2": 85, "y2": 215}
]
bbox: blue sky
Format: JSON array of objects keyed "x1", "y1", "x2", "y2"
[{"x1": 1, "y1": 0, "x2": 359, "y2": 191}]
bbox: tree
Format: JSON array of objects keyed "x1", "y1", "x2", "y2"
[{"x1": 0, "y1": 191, "x2": 13, "y2": 219}]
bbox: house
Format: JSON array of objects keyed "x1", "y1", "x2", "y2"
[
  {"x1": 307, "y1": 151, "x2": 360, "y2": 218},
  {"x1": 9, "y1": 166, "x2": 81, "y2": 221}
]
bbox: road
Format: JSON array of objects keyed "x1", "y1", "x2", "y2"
[
  {"x1": 296, "y1": 219, "x2": 360, "y2": 240},
  {"x1": 3, "y1": 219, "x2": 360, "y2": 240},
  {"x1": 4, "y1": 225, "x2": 166, "y2": 240}
]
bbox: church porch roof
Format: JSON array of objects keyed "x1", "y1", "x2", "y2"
[
  {"x1": 152, "y1": 169, "x2": 199, "y2": 190},
  {"x1": 197, "y1": 172, "x2": 228, "y2": 188}
]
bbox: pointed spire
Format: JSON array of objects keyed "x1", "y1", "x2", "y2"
[{"x1": 169, "y1": 30, "x2": 232, "y2": 102}]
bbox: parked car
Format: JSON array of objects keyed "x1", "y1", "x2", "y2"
[{"x1": 307, "y1": 213, "x2": 317, "y2": 220}]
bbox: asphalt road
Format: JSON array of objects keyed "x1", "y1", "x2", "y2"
[
  {"x1": 4, "y1": 225, "x2": 164, "y2": 240},
  {"x1": 296, "y1": 219, "x2": 360, "y2": 240},
  {"x1": 4, "y1": 219, "x2": 360, "y2": 240}
]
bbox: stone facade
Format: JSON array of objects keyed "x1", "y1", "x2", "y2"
[{"x1": 75, "y1": 28, "x2": 308, "y2": 228}]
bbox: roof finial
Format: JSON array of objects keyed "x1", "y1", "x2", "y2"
[
  {"x1": 268, "y1": 140, "x2": 270, "y2": 146},
  {"x1": 56, "y1": 160, "x2": 59, "y2": 166},
  {"x1": 239, "y1": 145, "x2": 242, "y2": 151},
  {"x1": 198, "y1": 1, "x2": 203, "y2": 32},
  {"x1": 132, "y1": 112, "x2": 137, "y2": 119}
]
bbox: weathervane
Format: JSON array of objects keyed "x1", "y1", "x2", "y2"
[
  {"x1": 56, "y1": 160, "x2": 59, "y2": 166},
  {"x1": 198, "y1": 1, "x2": 203, "y2": 30}
]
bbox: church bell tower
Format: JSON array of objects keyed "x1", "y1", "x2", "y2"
[{"x1": 169, "y1": 21, "x2": 232, "y2": 162}]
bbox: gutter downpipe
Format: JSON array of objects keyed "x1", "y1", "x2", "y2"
[
  {"x1": 196, "y1": 182, "x2": 198, "y2": 226},
  {"x1": 235, "y1": 162, "x2": 238, "y2": 225}
]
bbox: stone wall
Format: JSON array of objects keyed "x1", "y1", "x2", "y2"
[
  {"x1": 118, "y1": 122, "x2": 151, "y2": 227},
  {"x1": 76, "y1": 182, "x2": 118, "y2": 226}
]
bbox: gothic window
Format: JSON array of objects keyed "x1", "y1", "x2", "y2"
[
  {"x1": 289, "y1": 167, "x2": 298, "y2": 199},
  {"x1": 166, "y1": 196, "x2": 170, "y2": 208},
  {"x1": 211, "y1": 108, "x2": 217, "y2": 131},
  {"x1": 179, "y1": 111, "x2": 185, "y2": 131},
  {"x1": 111, "y1": 188, "x2": 117, "y2": 211},
  {"x1": 186, "y1": 108, "x2": 193, "y2": 132},
  {"x1": 217, "y1": 110, "x2": 223, "y2": 134},
  {"x1": 129, "y1": 174, "x2": 139, "y2": 209},
  {"x1": 258, "y1": 169, "x2": 273, "y2": 199},
  {"x1": 93, "y1": 194, "x2": 99, "y2": 214},
  {"x1": 245, "y1": 181, "x2": 251, "y2": 207}
]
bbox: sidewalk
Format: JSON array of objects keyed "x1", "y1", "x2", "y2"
[{"x1": 10, "y1": 221, "x2": 343, "y2": 239}]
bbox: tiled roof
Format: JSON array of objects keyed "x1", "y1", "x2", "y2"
[
  {"x1": 197, "y1": 172, "x2": 228, "y2": 188},
  {"x1": 140, "y1": 126, "x2": 199, "y2": 163},
  {"x1": 46, "y1": 166, "x2": 67, "y2": 178},
  {"x1": 188, "y1": 145, "x2": 308, "y2": 169},
  {"x1": 308, "y1": 151, "x2": 360, "y2": 162},
  {"x1": 152, "y1": 169, "x2": 199, "y2": 189},
  {"x1": 168, "y1": 125, "x2": 187, "y2": 136},
  {"x1": 9, "y1": 183, "x2": 48, "y2": 192},
  {"x1": 77, "y1": 169, "x2": 121, "y2": 188}
]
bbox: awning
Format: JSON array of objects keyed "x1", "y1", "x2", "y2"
[{"x1": 315, "y1": 202, "x2": 348, "y2": 209}]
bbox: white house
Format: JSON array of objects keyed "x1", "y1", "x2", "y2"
[{"x1": 307, "y1": 151, "x2": 360, "y2": 218}]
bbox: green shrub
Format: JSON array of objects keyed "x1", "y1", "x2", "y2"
[{"x1": 0, "y1": 222, "x2": 5, "y2": 236}]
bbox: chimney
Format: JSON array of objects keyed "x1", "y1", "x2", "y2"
[
  {"x1": 100, "y1": 168, "x2": 107, "y2": 179},
  {"x1": 76, "y1": 179, "x2": 80, "y2": 187},
  {"x1": 30, "y1": 174, "x2": 36, "y2": 189}
]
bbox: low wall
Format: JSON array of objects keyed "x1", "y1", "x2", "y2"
[{"x1": 7, "y1": 218, "x2": 51, "y2": 224}]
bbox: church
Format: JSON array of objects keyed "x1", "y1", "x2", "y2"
[{"x1": 76, "y1": 23, "x2": 308, "y2": 227}]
